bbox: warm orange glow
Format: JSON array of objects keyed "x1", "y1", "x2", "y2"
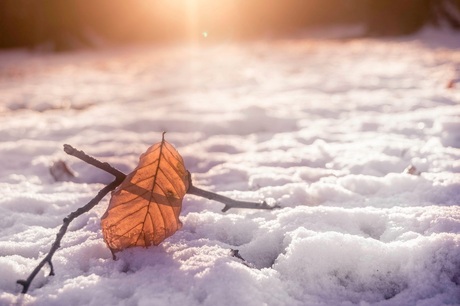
[
  {"x1": 184, "y1": 0, "x2": 199, "y2": 40},
  {"x1": 125, "y1": 0, "x2": 335, "y2": 41},
  {"x1": 34, "y1": 0, "x2": 371, "y2": 46},
  {"x1": 167, "y1": 0, "x2": 239, "y2": 41},
  {"x1": 2, "y1": 0, "x2": 446, "y2": 49}
]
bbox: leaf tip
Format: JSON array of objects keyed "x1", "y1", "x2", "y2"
[{"x1": 161, "y1": 131, "x2": 167, "y2": 142}]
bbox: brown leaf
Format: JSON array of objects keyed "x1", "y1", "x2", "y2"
[
  {"x1": 101, "y1": 134, "x2": 189, "y2": 253},
  {"x1": 403, "y1": 164, "x2": 421, "y2": 176},
  {"x1": 49, "y1": 160, "x2": 76, "y2": 182}
]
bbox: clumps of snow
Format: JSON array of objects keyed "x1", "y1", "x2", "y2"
[
  {"x1": 275, "y1": 229, "x2": 459, "y2": 304},
  {"x1": 1, "y1": 29, "x2": 460, "y2": 305},
  {"x1": 435, "y1": 115, "x2": 460, "y2": 148}
]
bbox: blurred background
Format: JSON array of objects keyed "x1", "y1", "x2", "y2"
[{"x1": 1, "y1": 0, "x2": 460, "y2": 51}]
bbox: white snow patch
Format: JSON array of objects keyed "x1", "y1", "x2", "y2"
[{"x1": 1, "y1": 29, "x2": 460, "y2": 305}]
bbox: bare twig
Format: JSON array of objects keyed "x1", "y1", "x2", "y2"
[
  {"x1": 230, "y1": 249, "x2": 254, "y2": 268},
  {"x1": 17, "y1": 179, "x2": 122, "y2": 293},
  {"x1": 17, "y1": 145, "x2": 125, "y2": 294},
  {"x1": 17, "y1": 143, "x2": 276, "y2": 293},
  {"x1": 188, "y1": 185, "x2": 276, "y2": 212},
  {"x1": 63, "y1": 144, "x2": 126, "y2": 180},
  {"x1": 186, "y1": 172, "x2": 278, "y2": 212}
]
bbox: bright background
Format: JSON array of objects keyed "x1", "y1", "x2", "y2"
[
  {"x1": 0, "y1": 1, "x2": 460, "y2": 306},
  {"x1": 1, "y1": 0, "x2": 460, "y2": 50}
]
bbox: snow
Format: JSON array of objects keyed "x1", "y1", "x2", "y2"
[{"x1": 1, "y1": 27, "x2": 460, "y2": 305}]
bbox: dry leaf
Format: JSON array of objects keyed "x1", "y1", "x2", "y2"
[
  {"x1": 49, "y1": 160, "x2": 76, "y2": 182},
  {"x1": 403, "y1": 164, "x2": 420, "y2": 176},
  {"x1": 101, "y1": 134, "x2": 189, "y2": 254}
]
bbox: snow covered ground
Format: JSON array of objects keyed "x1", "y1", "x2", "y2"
[{"x1": 1, "y1": 28, "x2": 459, "y2": 306}]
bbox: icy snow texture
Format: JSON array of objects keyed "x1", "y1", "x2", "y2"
[{"x1": 1, "y1": 28, "x2": 460, "y2": 305}]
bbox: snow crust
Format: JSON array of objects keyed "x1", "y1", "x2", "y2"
[{"x1": 1, "y1": 28, "x2": 459, "y2": 305}]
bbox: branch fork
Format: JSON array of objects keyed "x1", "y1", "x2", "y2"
[{"x1": 17, "y1": 144, "x2": 277, "y2": 294}]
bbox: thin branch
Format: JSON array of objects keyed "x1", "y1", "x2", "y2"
[
  {"x1": 63, "y1": 144, "x2": 126, "y2": 181},
  {"x1": 230, "y1": 249, "x2": 254, "y2": 268},
  {"x1": 17, "y1": 144, "x2": 276, "y2": 293},
  {"x1": 188, "y1": 185, "x2": 276, "y2": 212},
  {"x1": 17, "y1": 145, "x2": 126, "y2": 294},
  {"x1": 17, "y1": 179, "x2": 122, "y2": 294}
]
